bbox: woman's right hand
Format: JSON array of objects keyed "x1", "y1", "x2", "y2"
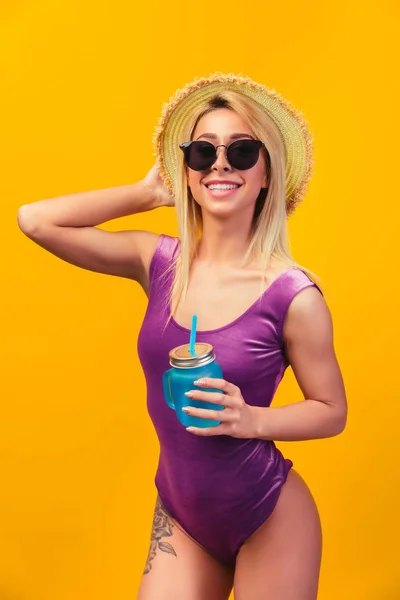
[{"x1": 142, "y1": 163, "x2": 175, "y2": 208}]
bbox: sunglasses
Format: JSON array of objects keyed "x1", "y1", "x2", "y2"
[{"x1": 179, "y1": 139, "x2": 266, "y2": 171}]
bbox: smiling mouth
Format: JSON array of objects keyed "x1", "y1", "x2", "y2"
[{"x1": 204, "y1": 183, "x2": 242, "y2": 190}]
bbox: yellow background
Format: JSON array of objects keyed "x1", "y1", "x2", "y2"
[{"x1": 1, "y1": 0, "x2": 399, "y2": 598}]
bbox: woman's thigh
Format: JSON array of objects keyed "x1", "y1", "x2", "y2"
[
  {"x1": 137, "y1": 496, "x2": 234, "y2": 600},
  {"x1": 234, "y1": 469, "x2": 322, "y2": 600}
]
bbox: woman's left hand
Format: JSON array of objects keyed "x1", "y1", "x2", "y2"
[{"x1": 183, "y1": 378, "x2": 259, "y2": 438}]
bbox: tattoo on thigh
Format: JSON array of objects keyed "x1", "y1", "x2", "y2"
[{"x1": 143, "y1": 497, "x2": 177, "y2": 574}]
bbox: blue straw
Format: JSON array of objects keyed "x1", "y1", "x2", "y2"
[{"x1": 189, "y1": 314, "x2": 198, "y2": 356}]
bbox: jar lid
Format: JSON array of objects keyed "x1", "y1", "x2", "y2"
[{"x1": 169, "y1": 343, "x2": 215, "y2": 369}]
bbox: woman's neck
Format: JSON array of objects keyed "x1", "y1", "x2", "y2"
[{"x1": 195, "y1": 223, "x2": 254, "y2": 266}]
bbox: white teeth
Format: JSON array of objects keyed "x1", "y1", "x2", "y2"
[{"x1": 207, "y1": 184, "x2": 240, "y2": 190}]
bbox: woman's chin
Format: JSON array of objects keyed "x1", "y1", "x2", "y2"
[{"x1": 202, "y1": 202, "x2": 250, "y2": 220}]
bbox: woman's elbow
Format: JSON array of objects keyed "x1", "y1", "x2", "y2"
[{"x1": 331, "y1": 404, "x2": 348, "y2": 436}]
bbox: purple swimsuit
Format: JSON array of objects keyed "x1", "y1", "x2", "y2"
[{"x1": 137, "y1": 234, "x2": 322, "y2": 564}]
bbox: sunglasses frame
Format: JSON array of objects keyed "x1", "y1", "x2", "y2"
[{"x1": 179, "y1": 139, "x2": 266, "y2": 171}]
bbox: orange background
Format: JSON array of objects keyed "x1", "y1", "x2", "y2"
[{"x1": 1, "y1": 1, "x2": 399, "y2": 598}]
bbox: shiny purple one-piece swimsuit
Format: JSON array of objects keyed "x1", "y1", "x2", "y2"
[{"x1": 137, "y1": 234, "x2": 322, "y2": 564}]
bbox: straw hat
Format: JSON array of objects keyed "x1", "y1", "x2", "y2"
[{"x1": 153, "y1": 72, "x2": 315, "y2": 216}]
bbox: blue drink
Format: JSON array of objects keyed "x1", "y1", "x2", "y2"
[{"x1": 162, "y1": 342, "x2": 224, "y2": 428}]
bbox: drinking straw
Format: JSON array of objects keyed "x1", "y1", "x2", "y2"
[{"x1": 189, "y1": 314, "x2": 198, "y2": 356}]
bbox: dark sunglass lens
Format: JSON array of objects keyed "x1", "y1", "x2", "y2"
[
  {"x1": 228, "y1": 140, "x2": 261, "y2": 170},
  {"x1": 186, "y1": 141, "x2": 216, "y2": 171}
]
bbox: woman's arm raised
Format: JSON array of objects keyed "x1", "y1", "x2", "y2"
[{"x1": 17, "y1": 165, "x2": 173, "y2": 288}]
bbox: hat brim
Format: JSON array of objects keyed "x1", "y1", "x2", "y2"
[{"x1": 153, "y1": 72, "x2": 314, "y2": 215}]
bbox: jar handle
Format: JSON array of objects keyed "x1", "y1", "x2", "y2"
[{"x1": 162, "y1": 369, "x2": 175, "y2": 410}]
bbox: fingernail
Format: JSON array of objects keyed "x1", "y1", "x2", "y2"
[
  {"x1": 194, "y1": 379, "x2": 205, "y2": 385},
  {"x1": 186, "y1": 427, "x2": 194, "y2": 432},
  {"x1": 182, "y1": 407, "x2": 190, "y2": 413},
  {"x1": 184, "y1": 391, "x2": 193, "y2": 397}
]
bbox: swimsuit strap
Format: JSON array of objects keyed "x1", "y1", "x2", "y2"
[
  {"x1": 264, "y1": 268, "x2": 323, "y2": 342},
  {"x1": 148, "y1": 234, "x2": 180, "y2": 296}
]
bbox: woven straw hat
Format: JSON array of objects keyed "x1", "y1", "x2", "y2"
[{"x1": 153, "y1": 72, "x2": 314, "y2": 216}]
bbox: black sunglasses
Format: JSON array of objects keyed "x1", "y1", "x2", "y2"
[{"x1": 179, "y1": 139, "x2": 266, "y2": 171}]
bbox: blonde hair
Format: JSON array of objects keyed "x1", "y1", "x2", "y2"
[{"x1": 162, "y1": 90, "x2": 321, "y2": 331}]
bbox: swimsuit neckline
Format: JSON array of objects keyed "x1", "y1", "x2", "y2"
[{"x1": 170, "y1": 267, "x2": 300, "y2": 335}]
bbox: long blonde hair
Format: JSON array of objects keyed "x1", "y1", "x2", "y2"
[{"x1": 162, "y1": 90, "x2": 321, "y2": 330}]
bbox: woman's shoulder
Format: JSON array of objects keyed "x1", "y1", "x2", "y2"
[
  {"x1": 269, "y1": 257, "x2": 321, "y2": 287},
  {"x1": 267, "y1": 257, "x2": 298, "y2": 282}
]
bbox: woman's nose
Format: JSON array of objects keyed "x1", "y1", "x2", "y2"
[{"x1": 212, "y1": 145, "x2": 231, "y2": 171}]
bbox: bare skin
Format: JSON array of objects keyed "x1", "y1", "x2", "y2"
[
  {"x1": 234, "y1": 470, "x2": 322, "y2": 600},
  {"x1": 142, "y1": 497, "x2": 178, "y2": 576},
  {"x1": 169, "y1": 253, "x2": 294, "y2": 331}
]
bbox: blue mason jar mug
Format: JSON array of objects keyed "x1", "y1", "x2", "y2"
[{"x1": 162, "y1": 342, "x2": 224, "y2": 428}]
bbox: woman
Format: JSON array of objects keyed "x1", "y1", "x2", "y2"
[{"x1": 18, "y1": 73, "x2": 347, "y2": 600}]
